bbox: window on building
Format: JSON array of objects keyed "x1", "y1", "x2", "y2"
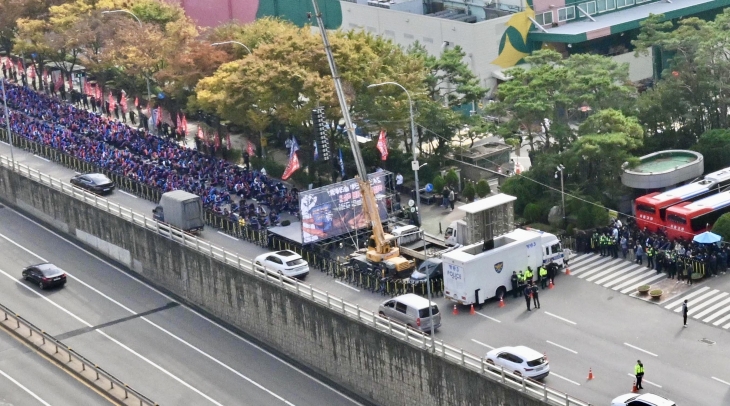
[
  {"x1": 558, "y1": 6, "x2": 575, "y2": 21},
  {"x1": 579, "y1": 1, "x2": 596, "y2": 16},
  {"x1": 596, "y1": 0, "x2": 607, "y2": 11},
  {"x1": 607, "y1": 0, "x2": 617, "y2": 10},
  {"x1": 617, "y1": 0, "x2": 626, "y2": 7},
  {"x1": 535, "y1": 11, "x2": 554, "y2": 25},
  {"x1": 626, "y1": 0, "x2": 635, "y2": 5}
]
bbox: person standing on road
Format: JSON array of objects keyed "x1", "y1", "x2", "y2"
[
  {"x1": 621, "y1": 236, "x2": 628, "y2": 259},
  {"x1": 635, "y1": 360, "x2": 644, "y2": 390},
  {"x1": 531, "y1": 282, "x2": 541, "y2": 309},
  {"x1": 395, "y1": 172, "x2": 403, "y2": 193},
  {"x1": 511, "y1": 271, "x2": 519, "y2": 298},
  {"x1": 682, "y1": 300, "x2": 689, "y2": 327},
  {"x1": 524, "y1": 284, "x2": 532, "y2": 311},
  {"x1": 646, "y1": 246, "x2": 655, "y2": 269},
  {"x1": 635, "y1": 244, "x2": 644, "y2": 265},
  {"x1": 539, "y1": 266, "x2": 548, "y2": 288},
  {"x1": 524, "y1": 267, "x2": 534, "y2": 284},
  {"x1": 448, "y1": 187, "x2": 456, "y2": 212}
]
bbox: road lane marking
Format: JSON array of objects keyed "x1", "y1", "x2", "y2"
[
  {"x1": 0, "y1": 141, "x2": 8, "y2": 145},
  {"x1": 1, "y1": 212, "x2": 363, "y2": 405},
  {"x1": 217, "y1": 231, "x2": 239, "y2": 241},
  {"x1": 33, "y1": 155, "x2": 50, "y2": 162},
  {"x1": 335, "y1": 280, "x2": 360, "y2": 292},
  {"x1": 544, "y1": 312, "x2": 576, "y2": 325},
  {"x1": 0, "y1": 369, "x2": 54, "y2": 406},
  {"x1": 475, "y1": 312, "x2": 501, "y2": 323},
  {"x1": 673, "y1": 290, "x2": 720, "y2": 313},
  {"x1": 664, "y1": 286, "x2": 711, "y2": 309},
  {"x1": 627, "y1": 374, "x2": 662, "y2": 388},
  {"x1": 470, "y1": 339, "x2": 494, "y2": 350},
  {"x1": 0, "y1": 267, "x2": 228, "y2": 406},
  {"x1": 623, "y1": 343, "x2": 658, "y2": 357},
  {"x1": 117, "y1": 190, "x2": 138, "y2": 199},
  {"x1": 546, "y1": 340, "x2": 577, "y2": 354},
  {"x1": 712, "y1": 376, "x2": 730, "y2": 386},
  {"x1": 551, "y1": 372, "x2": 581, "y2": 386}
]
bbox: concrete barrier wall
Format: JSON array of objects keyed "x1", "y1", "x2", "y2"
[{"x1": 0, "y1": 165, "x2": 549, "y2": 406}]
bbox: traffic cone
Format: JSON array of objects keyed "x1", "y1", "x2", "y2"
[
  {"x1": 588, "y1": 368, "x2": 594, "y2": 380},
  {"x1": 565, "y1": 267, "x2": 571, "y2": 275},
  {"x1": 498, "y1": 297, "x2": 505, "y2": 308},
  {"x1": 632, "y1": 379, "x2": 638, "y2": 393},
  {"x1": 470, "y1": 304, "x2": 476, "y2": 315},
  {"x1": 549, "y1": 279, "x2": 554, "y2": 289},
  {"x1": 453, "y1": 304, "x2": 458, "y2": 315}
]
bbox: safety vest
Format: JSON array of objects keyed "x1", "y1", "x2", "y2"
[
  {"x1": 647, "y1": 248, "x2": 654, "y2": 258},
  {"x1": 635, "y1": 364, "x2": 644, "y2": 375},
  {"x1": 525, "y1": 270, "x2": 533, "y2": 279},
  {"x1": 518, "y1": 273, "x2": 525, "y2": 282},
  {"x1": 539, "y1": 267, "x2": 548, "y2": 277}
]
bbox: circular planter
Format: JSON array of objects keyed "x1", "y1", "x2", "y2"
[
  {"x1": 650, "y1": 289, "x2": 662, "y2": 299},
  {"x1": 637, "y1": 285, "x2": 650, "y2": 295},
  {"x1": 691, "y1": 272, "x2": 704, "y2": 281}
]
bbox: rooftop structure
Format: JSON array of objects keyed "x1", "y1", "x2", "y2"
[{"x1": 622, "y1": 150, "x2": 704, "y2": 189}]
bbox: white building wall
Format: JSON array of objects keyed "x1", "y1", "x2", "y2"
[
  {"x1": 340, "y1": 2, "x2": 513, "y2": 92},
  {"x1": 611, "y1": 49, "x2": 654, "y2": 82}
]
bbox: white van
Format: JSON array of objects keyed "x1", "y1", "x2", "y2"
[{"x1": 378, "y1": 293, "x2": 441, "y2": 333}]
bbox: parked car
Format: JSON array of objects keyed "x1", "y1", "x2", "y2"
[
  {"x1": 70, "y1": 173, "x2": 115, "y2": 195},
  {"x1": 610, "y1": 393, "x2": 676, "y2": 406},
  {"x1": 253, "y1": 250, "x2": 309, "y2": 279},
  {"x1": 378, "y1": 293, "x2": 441, "y2": 333},
  {"x1": 484, "y1": 346, "x2": 549, "y2": 380},
  {"x1": 22, "y1": 263, "x2": 67, "y2": 290},
  {"x1": 410, "y1": 258, "x2": 443, "y2": 282}
]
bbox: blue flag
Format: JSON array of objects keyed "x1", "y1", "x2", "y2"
[{"x1": 338, "y1": 148, "x2": 345, "y2": 179}]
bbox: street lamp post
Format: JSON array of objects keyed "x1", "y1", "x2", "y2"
[
  {"x1": 367, "y1": 81, "x2": 421, "y2": 226},
  {"x1": 1, "y1": 79, "x2": 15, "y2": 165},
  {"x1": 211, "y1": 41, "x2": 252, "y2": 55},
  {"x1": 102, "y1": 10, "x2": 152, "y2": 107},
  {"x1": 555, "y1": 164, "x2": 566, "y2": 226}
]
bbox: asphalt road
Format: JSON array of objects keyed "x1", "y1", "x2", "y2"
[
  {"x1": 0, "y1": 328, "x2": 109, "y2": 406},
  {"x1": 5, "y1": 143, "x2": 730, "y2": 405},
  {"x1": 0, "y1": 207, "x2": 364, "y2": 406}
]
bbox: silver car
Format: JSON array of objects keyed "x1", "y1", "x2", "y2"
[
  {"x1": 254, "y1": 250, "x2": 309, "y2": 279},
  {"x1": 378, "y1": 293, "x2": 441, "y2": 333}
]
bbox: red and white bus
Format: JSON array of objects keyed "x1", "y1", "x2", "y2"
[
  {"x1": 664, "y1": 191, "x2": 730, "y2": 240},
  {"x1": 634, "y1": 168, "x2": 730, "y2": 232}
]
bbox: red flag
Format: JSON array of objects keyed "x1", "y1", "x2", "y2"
[
  {"x1": 214, "y1": 132, "x2": 221, "y2": 149},
  {"x1": 281, "y1": 152, "x2": 300, "y2": 180},
  {"x1": 196, "y1": 126, "x2": 204, "y2": 140},
  {"x1": 376, "y1": 129, "x2": 388, "y2": 161},
  {"x1": 107, "y1": 91, "x2": 116, "y2": 111},
  {"x1": 134, "y1": 96, "x2": 139, "y2": 108},
  {"x1": 54, "y1": 74, "x2": 63, "y2": 91},
  {"x1": 95, "y1": 85, "x2": 102, "y2": 100},
  {"x1": 156, "y1": 107, "x2": 162, "y2": 125},
  {"x1": 84, "y1": 81, "x2": 91, "y2": 96},
  {"x1": 120, "y1": 92, "x2": 128, "y2": 113},
  {"x1": 68, "y1": 77, "x2": 73, "y2": 92},
  {"x1": 176, "y1": 112, "x2": 182, "y2": 134},
  {"x1": 247, "y1": 140, "x2": 255, "y2": 157},
  {"x1": 181, "y1": 114, "x2": 188, "y2": 134},
  {"x1": 226, "y1": 133, "x2": 232, "y2": 150}
]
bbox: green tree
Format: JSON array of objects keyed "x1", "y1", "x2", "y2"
[
  {"x1": 711, "y1": 213, "x2": 730, "y2": 241},
  {"x1": 444, "y1": 169, "x2": 459, "y2": 188},
  {"x1": 692, "y1": 129, "x2": 730, "y2": 173},
  {"x1": 476, "y1": 179, "x2": 491, "y2": 198},
  {"x1": 523, "y1": 203, "x2": 542, "y2": 223},
  {"x1": 432, "y1": 175, "x2": 445, "y2": 194},
  {"x1": 462, "y1": 183, "x2": 476, "y2": 202}
]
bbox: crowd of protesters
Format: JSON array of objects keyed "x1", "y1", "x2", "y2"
[
  {"x1": 0, "y1": 78, "x2": 299, "y2": 229},
  {"x1": 575, "y1": 218, "x2": 729, "y2": 282}
]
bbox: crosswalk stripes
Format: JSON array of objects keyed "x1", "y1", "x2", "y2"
[{"x1": 572, "y1": 253, "x2": 730, "y2": 330}]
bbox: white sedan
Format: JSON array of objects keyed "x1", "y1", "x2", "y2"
[
  {"x1": 611, "y1": 393, "x2": 675, "y2": 406},
  {"x1": 484, "y1": 346, "x2": 549, "y2": 380},
  {"x1": 254, "y1": 250, "x2": 310, "y2": 279}
]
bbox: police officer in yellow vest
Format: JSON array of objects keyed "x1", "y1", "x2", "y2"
[
  {"x1": 635, "y1": 360, "x2": 644, "y2": 390},
  {"x1": 517, "y1": 271, "x2": 526, "y2": 296},
  {"x1": 539, "y1": 266, "x2": 548, "y2": 288},
  {"x1": 524, "y1": 267, "x2": 534, "y2": 283}
]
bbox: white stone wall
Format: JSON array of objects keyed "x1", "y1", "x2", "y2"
[{"x1": 611, "y1": 48, "x2": 654, "y2": 82}]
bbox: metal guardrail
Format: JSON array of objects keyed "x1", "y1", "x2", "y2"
[
  {"x1": 0, "y1": 156, "x2": 593, "y2": 406},
  {"x1": 0, "y1": 302, "x2": 157, "y2": 406}
]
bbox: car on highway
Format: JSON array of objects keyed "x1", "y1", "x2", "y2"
[
  {"x1": 70, "y1": 173, "x2": 115, "y2": 195},
  {"x1": 410, "y1": 258, "x2": 443, "y2": 283},
  {"x1": 253, "y1": 250, "x2": 310, "y2": 279},
  {"x1": 22, "y1": 263, "x2": 67, "y2": 290},
  {"x1": 610, "y1": 393, "x2": 676, "y2": 406},
  {"x1": 378, "y1": 293, "x2": 441, "y2": 333},
  {"x1": 484, "y1": 346, "x2": 549, "y2": 380}
]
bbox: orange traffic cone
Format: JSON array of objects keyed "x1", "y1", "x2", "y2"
[
  {"x1": 565, "y1": 267, "x2": 572, "y2": 275},
  {"x1": 632, "y1": 379, "x2": 638, "y2": 393},
  {"x1": 549, "y1": 279, "x2": 554, "y2": 289},
  {"x1": 453, "y1": 304, "x2": 459, "y2": 315},
  {"x1": 470, "y1": 304, "x2": 476, "y2": 315},
  {"x1": 588, "y1": 368, "x2": 594, "y2": 380},
  {"x1": 498, "y1": 297, "x2": 505, "y2": 308}
]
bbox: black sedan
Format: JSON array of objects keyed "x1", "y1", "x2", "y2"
[
  {"x1": 70, "y1": 173, "x2": 115, "y2": 195},
  {"x1": 22, "y1": 263, "x2": 67, "y2": 290}
]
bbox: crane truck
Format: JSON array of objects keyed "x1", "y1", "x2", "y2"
[{"x1": 310, "y1": 0, "x2": 414, "y2": 277}]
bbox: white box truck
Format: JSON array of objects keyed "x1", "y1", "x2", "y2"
[
  {"x1": 442, "y1": 228, "x2": 563, "y2": 306},
  {"x1": 152, "y1": 190, "x2": 205, "y2": 234}
]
